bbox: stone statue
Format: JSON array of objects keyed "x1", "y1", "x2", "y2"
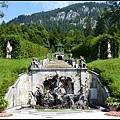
[
  {"x1": 107, "y1": 42, "x2": 112, "y2": 59},
  {"x1": 70, "y1": 53, "x2": 72, "y2": 59},
  {"x1": 6, "y1": 41, "x2": 12, "y2": 59},
  {"x1": 80, "y1": 56, "x2": 86, "y2": 68},
  {"x1": 30, "y1": 73, "x2": 90, "y2": 109},
  {"x1": 28, "y1": 93, "x2": 32, "y2": 104},
  {"x1": 30, "y1": 57, "x2": 39, "y2": 68},
  {"x1": 46, "y1": 53, "x2": 48, "y2": 58},
  {"x1": 31, "y1": 86, "x2": 44, "y2": 106}
]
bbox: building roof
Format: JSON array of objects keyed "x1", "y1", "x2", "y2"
[{"x1": 55, "y1": 42, "x2": 64, "y2": 47}]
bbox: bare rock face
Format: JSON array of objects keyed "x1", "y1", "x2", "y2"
[{"x1": 45, "y1": 60, "x2": 73, "y2": 68}]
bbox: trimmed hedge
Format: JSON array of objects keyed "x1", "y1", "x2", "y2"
[{"x1": 0, "y1": 34, "x2": 48, "y2": 59}]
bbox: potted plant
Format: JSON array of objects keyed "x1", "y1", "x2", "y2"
[
  {"x1": 0, "y1": 97, "x2": 8, "y2": 113},
  {"x1": 105, "y1": 97, "x2": 120, "y2": 111}
]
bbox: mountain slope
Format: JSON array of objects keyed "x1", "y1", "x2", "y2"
[{"x1": 7, "y1": 2, "x2": 109, "y2": 32}]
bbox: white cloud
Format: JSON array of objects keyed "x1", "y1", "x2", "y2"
[
  {"x1": 30, "y1": 1, "x2": 105, "y2": 12},
  {"x1": 24, "y1": 13, "x2": 31, "y2": 16},
  {"x1": 30, "y1": 1, "x2": 85, "y2": 11},
  {"x1": 23, "y1": 1, "x2": 106, "y2": 12},
  {"x1": 41, "y1": 1, "x2": 70, "y2": 11}
]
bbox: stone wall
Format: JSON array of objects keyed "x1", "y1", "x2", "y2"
[
  {"x1": 5, "y1": 68, "x2": 82, "y2": 108},
  {"x1": 88, "y1": 70, "x2": 110, "y2": 107},
  {"x1": 5, "y1": 73, "x2": 32, "y2": 108}
]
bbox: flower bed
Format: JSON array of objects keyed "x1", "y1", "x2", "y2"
[
  {"x1": 105, "y1": 111, "x2": 120, "y2": 117},
  {"x1": 0, "y1": 112, "x2": 12, "y2": 117}
]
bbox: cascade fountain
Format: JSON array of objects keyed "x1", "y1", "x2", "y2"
[{"x1": 28, "y1": 68, "x2": 90, "y2": 110}]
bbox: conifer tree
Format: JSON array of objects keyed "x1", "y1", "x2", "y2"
[
  {"x1": 84, "y1": 16, "x2": 92, "y2": 37},
  {"x1": 94, "y1": 16, "x2": 107, "y2": 36}
]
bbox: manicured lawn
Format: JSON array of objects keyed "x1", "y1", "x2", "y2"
[{"x1": 87, "y1": 57, "x2": 120, "y2": 97}]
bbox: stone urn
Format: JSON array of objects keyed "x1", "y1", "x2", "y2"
[
  {"x1": 105, "y1": 97, "x2": 120, "y2": 111},
  {"x1": 0, "y1": 108, "x2": 5, "y2": 113},
  {"x1": 109, "y1": 105, "x2": 118, "y2": 111}
]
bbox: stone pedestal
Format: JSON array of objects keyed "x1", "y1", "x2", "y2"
[
  {"x1": 80, "y1": 68, "x2": 88, "y2": 102},
  {"x1": 109, "y1": 105, "x2": 117, "y2": 111},
  {"x1": 80, "y1": 68, "x2": 87, "y2": 85}
]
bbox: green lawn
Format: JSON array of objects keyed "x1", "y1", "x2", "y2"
[
  {"x1": 0, "y1": 58, "x2": 31, "y2": 83},
  {"x1": 87, "y1": 58, "x2": 120, "y2": 97}
]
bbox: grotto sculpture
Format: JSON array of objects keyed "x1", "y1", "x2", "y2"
[
  {"x1": 30, "y1": 86, "x2": 44, "y2": 106},
  {"x1": 29, "y1": 72, "x2": 89, "y2": 109}
]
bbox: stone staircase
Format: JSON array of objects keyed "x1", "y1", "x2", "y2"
[{"x1": 45, "y1": 60, "x2": 73, "y2": 68}]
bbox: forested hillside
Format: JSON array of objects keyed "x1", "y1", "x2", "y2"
[
  {"x1": 0, "y1": 1, "x2": 119, "y2": 61},
  {"x1": 7, "y1": 2, "x2": 109, "y2": 33}
]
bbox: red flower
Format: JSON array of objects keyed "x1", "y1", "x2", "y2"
[
  {"x1": 0, "y1": 112, "x2": 12, "y2": 117},
  {"x1": 105, "y1": 111, "x2": 120, "y2": 117}
]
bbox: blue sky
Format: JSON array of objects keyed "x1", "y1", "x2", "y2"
[{"x1": 0, "y1": 1, "x2": 106, "y2": 24}]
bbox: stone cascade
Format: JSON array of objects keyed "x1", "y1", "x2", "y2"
[{"x1": 5, "y1": 56, "x2": 110, "y2": 109}]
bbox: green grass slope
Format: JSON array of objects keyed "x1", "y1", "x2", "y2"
[
  {"x1": 0, "y1": 56, "x2": 47, "y2": 97},
  {"x1": 87, "y1": 58, "x2": 120, "y2": 98}
]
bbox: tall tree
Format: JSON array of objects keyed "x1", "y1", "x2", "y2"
[
  {"x1": 63, "y1": 30, "x2": 75, "y2": 52},
  {"x1": 74, "y1": 30, "x2": 85, "y2": 45},
  {"x1": 84, "y1": 16, "x2": 92, "y2": 37},
  {"x1": 20, "y1": 24, "x2": 29, "y2": 40},
  {"x1": 94, "y1": 16, "x2": 107, "y2": 36},
  {"x1": 7, "y1": 23, "x2": 22, "y2": 35},
  {"x1": 49, "y1": 28, "x2": 61, "y2": 48},
  {"x1": 0, "y1": 1, "x2": 8, "y2": 18},
  {"x1": 102, "y1": 1, "x2": 120, "y2": 27},
  {"x1": 36, "y1": 24, "x2": 50, "y2": 48}
]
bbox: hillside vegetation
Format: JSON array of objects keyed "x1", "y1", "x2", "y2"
[
  {"x1": 7, "y1": 2, "x2": 109, "y2": 33},
  {"x1": 0, "y1": 58, "x2": 30, "y2": 97},
  {"x1": 87, "y1": 57, "x2": 120, "y2": 98}
]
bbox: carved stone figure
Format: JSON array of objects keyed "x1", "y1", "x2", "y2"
[
  {"x1": 28, "y1": 93, "x2": 32, "y2": 104},
  {"x1": 31, "y1": 86, "x2": 44, "y2": 106},
  {"x1": 30, "y1": 57, "x2": 39, "y2": 68},
  {"x1": 30, "y1": 72, "x2": 89, "y2": 109},
  {"x1": 80, "y1": 56, "x2": 86, "y2": 68},
  {"x1": 6, "y1": 41, "x2": 12, "y2": 59},
  {"x1": 70, "y1": 53, "x2": 72, "y2": 59},
  {"x1": 107, "y1": 42, "x2": 112, "y2": 59}
]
